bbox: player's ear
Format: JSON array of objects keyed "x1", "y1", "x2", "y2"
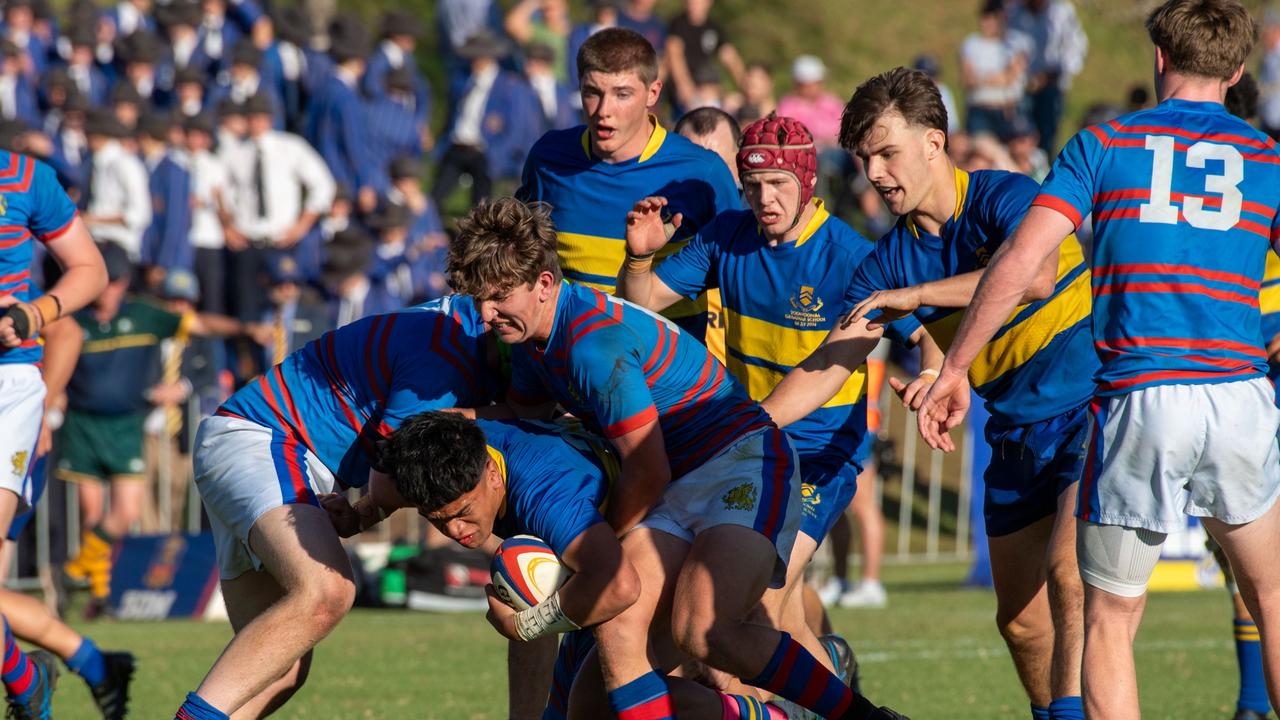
[{"x1": 925, "y1": 127, "x2": 946, "y2": 161}]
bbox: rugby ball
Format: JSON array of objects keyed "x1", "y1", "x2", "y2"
[{"x1": 491, "y1": 535, "x2": 571, "y2": 611}]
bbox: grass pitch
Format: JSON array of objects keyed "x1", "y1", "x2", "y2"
[{"x1": 49, "y1": 561, "x2": 1241, "y2": 719}]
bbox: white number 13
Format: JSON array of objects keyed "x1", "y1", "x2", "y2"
[{"x1": 1139, "y1": 135, "x2": 1243, "y2": 231}]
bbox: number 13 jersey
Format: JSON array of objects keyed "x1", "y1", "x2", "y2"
[{"x1": 1034, "y1": 98, "x2": 1280, "y2": 396}]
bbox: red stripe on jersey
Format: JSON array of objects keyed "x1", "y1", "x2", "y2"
[
  {"x1": 1093, "y1": 263, "x2": 1260, "y2": 291},
  {"x1": 641, "y1": 321, "x2": 669, "y2": 373},
  {"x1": 568, "y1": 291, "x2": 609, "y2": 341},
  {"x1": 1032, "y1": 194, "x2": 1083, "y2": 228},
  {"x1": 1107, "y1": 136, "x2": 1280, "y2": 165},
  {"x1": 1099, "y1": 335, "x2": 1267, "y2": 358},
  {"x1": 0, "y1": 159, "x2": 35, "y2": 192},
  {"x1": 317, "y1": 334, "x2": 366, "y2": 437},
  {"x1": 664, "y1": 354, "x2": 719, "y2": 417},
  {"x1": 440, "y1": 311, "x2": 478, "y2": 395},
  {"x1": 0, "y1": 155, "x2": 23, "y2": 184},
  {"x1": 362, "y1": 315, "x2": 388, "y2": 404},
  {"x1": 1238, "y1": 219, "x2": 1271, "y2": 240},
  {"x1": 1094, "y1": 188, "x2": 1149, "y2": 203},
  {"x1": 1086, "y1": 124, "x2": 1110, "y2": 145},
  {"x1": 1093, "y1": 280, "x2": 1258, "y2": 306},
  {"x1": 1110, "y1": 123, "x2": 1277, "y2": 152},
  {"x1": 259, "y1": 374, "x2": 311, "y2": 503},
  {"x1": 1099, "y1": 365, "x2": 1260, "y2": 393},
  {"x1": 38, "y1": 213, "x2": 77, "y2": 242},
  {"x1": 0, "y1": 231, "x2": 31, "y2": 250},
  {"x1": 273, "y1": 365, "x2": 317, "y2": 454},
  {"x1": 645, "y1": 324, "x2": 678, "y2": 384},
  {"x1": 603, "y1": 405, "x2": 658, "y2": 438},
  {"x1": 1094, "y1": 207, "x2": 1142, "y2": 222},
  {"x1": 1096, "y1": 189, "x2": 1276, "y2": 221},
  {"x1": 0, "y1": 270, "x2": 29, "y2": 285},
  {"x1": 429, "y1": 312, "x2": 474, "y2": 390}
]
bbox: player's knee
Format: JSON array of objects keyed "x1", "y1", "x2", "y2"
[
  {"x1": 671, "y1": 605, "x2": 732, "y2": 662},
  {"x1": 996, "y1": 608, "x2": 1047, "y2": 649},
  {"x1": 297, "y1": 574, "x2": 355, "y2": 631},
  {"x1": 1048, "y1": 559, "x2": 1085, "y2": 614}
]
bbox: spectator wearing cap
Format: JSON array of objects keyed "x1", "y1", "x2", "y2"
[
  {"x1": 305, "y1": 15, "x2": 379, "y2": 214},
  {"x1": 39, "y1": 68, "x2": 73, "y2": 133},
  {"x1": 365, "y1": 201, "x2": 428, "y2": 315},
  {"x1": 0, "y1": 40, "x2": 38, "y2": 128},
  {"x1": 109, "y1": 81, "x2": 144, "y2": 133},
  {"x1": 183, "y1": 112, "x2": 232, "y2": 314},
  {"x1": 138, "y1": 113, "x2": 194, "y2": 279},
  {"x1": 388, "y1": 157, "x2": 448, "y2": 298},
  {"x1": 362, "y1": 11, "x2": 432, "y2": 126},
  {"x1": 226, "y1": 92, "x2": 334, "y2": 322},
  {"x1": 566, "y1": 0, "x2": 618, "y2": 90},
  {"x1": 50, "y1": 93, "x2": 90, "y2": 194},
  {"x1": 321, "y1": 224, "x2": 375, "y2": 327},
  {"x1": 959, "y1": 0, "x2": 1029, "y2": 139},
  {"x1": 195, "y1": 0, "x2": 244, "y2": 77},
  {"x1": 206, "y1": 40, "x2": 283, "y2": 128},
  {"x1": 103, "y1": 0, "x2": 157, "y2": 39},
  {"x1": 665, "y1": 0, "x2": 746, "y2": 113},
  {"x1": 433, "y1": 28, "x2": 540, "y2": 211},
  {"x1": 172, "y1": 65, "x2": 207, "y2": 118},
  {"x1": 83, "y1": 109, "x2": 151, "y2": 259},
  {"x1": 117, "y1": 31, "x2": 168, "y2": 107},
  {"x1": 525, "y1": 40, "x2": 578, "y2": 133},
  {"x1": 437, "y1": 0, "x2": 505, "y2": 112},
  {"x1": 1007, "y1": 0, "x2": 1087, "y2": 154},
  {"x1": 4, "y1": 0, "x2": 48, "y2": 81},
  {"x1": 504, "y1": 0, "x2": 570, "y2": 83},
  {"x1": 913, "y1": 54, "x2": 960, "y2": 133},
  {"x1": 778, "y1": 55, "x2": 855, "y2": 209},
  {"x1": 363, "y1": 66, "x2": 426, "y2": 197},
  {"x1": 64, "y1": 28, "x2": 111, "y2": 108},
  {"x1": 157, "y1": 0, "x2": 214, "y2": 80},
  {"x1": 252, "y1": 252, "x2": 329, "y2": 370}
]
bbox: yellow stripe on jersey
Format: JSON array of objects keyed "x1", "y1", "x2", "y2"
[
  {"x1": 1261, "y1": 251, "x2": 1280, "y2": 315},
  {"x1": 556, "y1": 230, "x2": 698, "y2": 316},
  {"x1": 907, "y1": 168, "x2": 970, "y2": 239},
  {"x1": 964, "y1": 235, "x2": 1092, "y2": 388},
  {"x1": 82, "y1": 334, "x2": 162, "y2": 354},
  {"x1": 724, "y1": 306, "x2": 868, "y2": 408},
  {"x1": 792, "y1": 198, "x2": 831, "y2": 249}
]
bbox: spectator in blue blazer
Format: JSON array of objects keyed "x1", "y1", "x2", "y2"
[
  {"x1": 364, "y1": 66, "x2": 423, "y2": 199},
  {"x1": 137, "y1": 112, "x2": 193, "y2": 280},
  {"x1": 3, "y1": 0, "x2": 49, "y2": 81},
  {"x1": 525, "y1": 41, "x2": 578, "y2": 133},
  {"x1": 64, "y1": 28, "x2": 111, "y2": 108},
  {"x1": 363, "y1": 11, "x2": 431, "y2": 126},
  {"x1": 305, "y1": 16, "x2": 378, "y2": 214},
  {"x1": 0, "y1": 40, "x2": 40, "y2": 128},
  {"x1": 206, "y1": 41, "x2": 282, "y2": 128}
]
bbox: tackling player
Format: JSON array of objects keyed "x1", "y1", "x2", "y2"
[
  {"x1": 919, "y1": 1, "x2": 1280, "y2": 716},
  {"x1": 517, "y1": 27, "x2": 740, "y2": 342},
  {"x1": 173, "y1": 297, "x2": 503, "y2": 720},
  {"x1": 448, "y1": 198, "x2": 905, "y2": 720},
  {"x1": 0, "y1": 149, "x2": 106, "y2": 720},
  {"x1": 762, "y1": 68, "x2": 1094, "y2": 720},
  {"x1": 617, "y1": 113, "x2": 928, "y2": 696}
]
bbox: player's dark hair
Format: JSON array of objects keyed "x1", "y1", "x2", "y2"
[
  {"x1": 1146, "y1": 0, "x2": 1256, "y2": 82},
  {"x1": 577, "y1": 27, "x2": 659, "y2": 87},
  {"x1": 448, "y1": 198, "x2": 561, "y2": 300},
  {"x1": 840, "y1": 67, "x2": 949, "y2": 153},
  {"x1": 1225, "y1": 71, "x2": 1259, "y2": 122},
  {"x1": 382, "y1": 411, "x2": 490, "y2": 513},
  {"x1": 675, "y1": 107, "x2": 742, "y2": 145}
]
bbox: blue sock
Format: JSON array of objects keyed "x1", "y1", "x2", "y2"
[
  {"x1": 66, "y1": 637, "x2": 106, "y2": 687},
  {"x1": 1236, "y1": 619, "x2": 1271, "y2": 713},
  {"x1": 1031, "y1": 705, "x2": 1050, "y2": 720},
  {"x1": 607, "y1": 671, "x2": 674, "y2": 720},
  {"x1": 175, "y1": 691, "x2": 229, "y2": 720},
  {"x1": 1048, "y1": 696, "x2": 1084, "y2": 720}
]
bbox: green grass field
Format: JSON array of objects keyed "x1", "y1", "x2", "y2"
[{"x1": 41, "y1": 561, "x2": 1246, "y2": 719}]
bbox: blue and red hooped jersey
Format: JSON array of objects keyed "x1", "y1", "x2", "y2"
[
  {"x1": 1036, "y1": 99, "x2": 1280, "y2": 396},
  {"x1": 0, "y1": 152, "x2": 78, "y2": 367},
  {"x1": 219, "y1": 295, "x2": 500, "y2": 487},
  {"x1": 508, "y1": 282, "x2": 772, "y2": 479}
]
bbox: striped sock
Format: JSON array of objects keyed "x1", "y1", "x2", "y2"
[
  {"x1": 749, "y1": 632, "x2": 879, "y2": 720},
  {"x1": 1, "y1": 616, "x2": 35, "y2": 704},
  {"x1": 720, "y1": 692, "x2": 789, "y2": 719},
  {"x1": 1235, "y1": 619, "x2": 1271, "y2": 714},
  {"x1": 607, "y1": 671, "x2": 675, "y2": 720},
  {"x1": 175, "y1": 691, "x2": 229, "y2": 720},
  {"x1": 1048, "y1": 696, "x2": 1084, "y2": 720},
  {"x1": 66, "y1": 636, "x2": 106, "y2": 687},
  {"x1": 1031, "y1": 705, "x2": 1050, "y2": 720}
]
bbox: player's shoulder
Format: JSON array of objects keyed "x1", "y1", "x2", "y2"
[
  {"x1": 815, "y1": 210, "x2": 874, "y2": 261},
  {"x1": 969, "y1": 168, "x2": 1038, "y2": 198},
  {"x1": 702, "y1": 208, "x2": 757, "y2": 241},
  {"x1": 527, "y1": 126, "x2": 590, "y2": 168}
]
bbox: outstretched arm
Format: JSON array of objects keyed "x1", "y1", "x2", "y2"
[{"x1": 762, "y1": 316, "x2": 883, "y2": 429}]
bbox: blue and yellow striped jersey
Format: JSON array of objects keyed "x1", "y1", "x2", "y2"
[
  {"x1": 847, "y1": 168, "x2": 1097, "y2": 427},
  {"x1": 516, "y1": 117, "x2": 741, "y2": 320},
  {"x1": 1261, "y1": 252, "x2": 1280, "y2": 389},
  {"x1": 655, "y1": 200, "x2": 879, "y2": 480}
]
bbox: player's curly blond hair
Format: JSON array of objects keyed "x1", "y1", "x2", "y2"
[
  {"x1": 448, "y1": 198, "x2": 562, "y2": 299},
  {"x1": 1146, "y1": 0, "x2": 1256, "y2": 82}
]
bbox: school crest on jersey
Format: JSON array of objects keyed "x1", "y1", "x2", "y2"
[
  {"x1": 9, "y1": 450, "x2": 26, "y2": 477},
  {"x1": 786, "y1": 286, "x2": 826, "y2": 328},
  {"x1": 722, "y1": 482, "x2": 757, "y2": 512},
  {"x1": 0, "y1": 194, "x2": 9, "y2": 216}
]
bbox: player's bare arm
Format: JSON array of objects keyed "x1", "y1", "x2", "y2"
[
  {"x1": 615, "y1": 196, "x2": 687, "y2": 312},
  {"x1": 0, "y1": 217, "x2": 105, "y2": 347},
  {"x1": 845, "y1": 248, "x2": 1061, "y2": 330},
  {"x1": 889, "y1": 329, "x2": 943, "y2": 412},
  {"x1": 606, "y1": 418, "x2": 671, "y2": 534},
  {"x1": 919, "y1": 205, "x2": 1075, "y2": 451},
  {"x1": 761, "y1": 315, "x2": 884, "y2": 429}
]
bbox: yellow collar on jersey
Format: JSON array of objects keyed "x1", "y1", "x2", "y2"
[
  {"x1": 580, "y1": 114, "x2": 667, "y2": 163},
  {"x1": 489, "y1": 444, "x2": 509, "y2": 518},
  {"x1": 906, "y1": 167, "x2": 970, "y2": 239}
]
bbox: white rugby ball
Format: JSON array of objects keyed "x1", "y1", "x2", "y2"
[{"x1": 490, "y1": 535, "x2": 571, "y2": 611}]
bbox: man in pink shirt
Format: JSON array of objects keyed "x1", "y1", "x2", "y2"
[{"x1": 777, "y1": 54, "x2": 852, "y2": 212}]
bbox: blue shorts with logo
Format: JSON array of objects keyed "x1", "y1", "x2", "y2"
[
  {"x1": 982, "y1": 402, "x2": 1089, "y2": 537},
  {"x1": 798, "y1": 456, "x2": 861, "y2": 543}
]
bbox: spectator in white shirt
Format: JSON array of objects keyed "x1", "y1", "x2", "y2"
[
  {"x1": 82, "y1": 109, "x2": 151, "y2": 259},
  {"x1": 184, "y1": 113, "x2": 233, "y2": 314},
  {"x1": 959, "y1": 0, "x2": 1028, "y2": 140},
  {"x1": 1007, "y1": 0, "x2": 1087, "y2": 153},
  {"x1": 225, "y1": 92, "x2": 335, "y2": 321}
]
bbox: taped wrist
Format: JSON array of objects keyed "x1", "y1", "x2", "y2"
[
  {"x1": 624, "y1": 251, "x2": 656, "y2": 276},
  {"x1": 514, "y1": 592, "x2": 580, "y2": 641},
  {"x1": 32, "y1": 294, "x2": 60, "y2": 324},
  {"x1": 2, "y1": 303, "x2": 39, "y2": 339}
]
